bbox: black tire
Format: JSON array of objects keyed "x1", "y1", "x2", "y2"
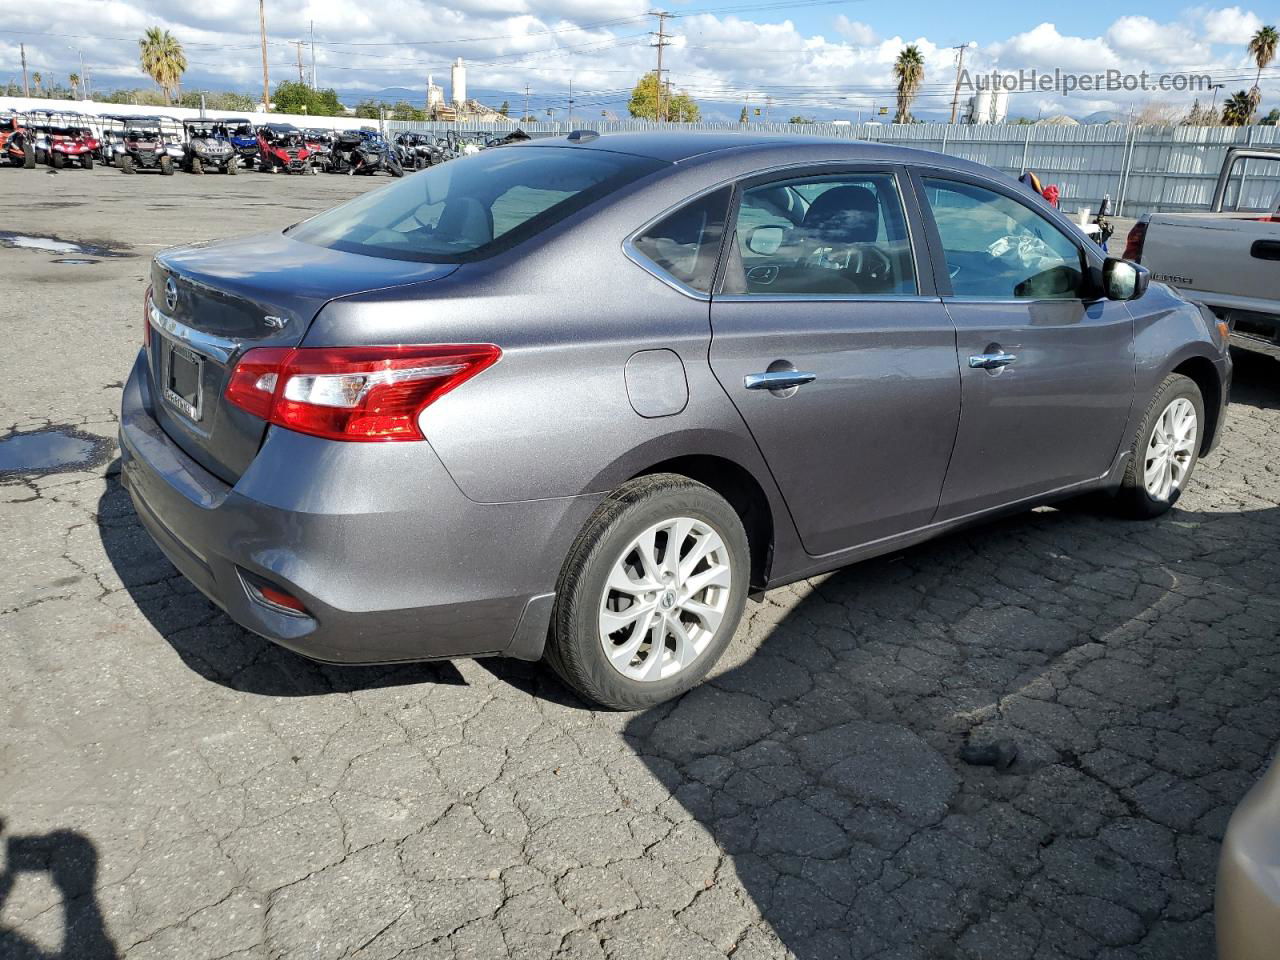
[
  {"x1": 119, "y1": 154, "x2": 135, "y2": 174},
  {"x1": 388, "y1": 159, "x2": 404, "y2": 178},
  {"x1": 23, "y1": 149, "x2": 36, "y2": 169},
  {"x1": 159, "y1": 155, "x2": 174, "y2": 176},
  {"x1": 50, "y1": 151, "x2": 65, "y2": 169},
  {"x1": 1113, "y1": 373, "x2": 1205, "y2": 519},
  {"x1": 190, "y1": 156, "x2": 203, "y2": 174},
  {"x1": 546, "y1": 474, "x2": 749, "y2": 710},
  {"x1": 82, "y1": 153, "x2": 93, "y2": 170}
]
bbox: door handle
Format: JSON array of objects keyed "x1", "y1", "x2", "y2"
[
  {"x1": 968, "y1": 353, "x2": 1018, "y2": 370},
  {"x1": 744, "y1": 370, "x2": 817, "y2": 391}
]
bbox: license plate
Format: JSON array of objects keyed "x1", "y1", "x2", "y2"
[{"x1": 163, "y1": 342, "x2": 203, "y2": 421}]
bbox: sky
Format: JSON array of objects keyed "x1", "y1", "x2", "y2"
[{"x1": 1, "y1": 1, "x2": 1276, "y2": 122}]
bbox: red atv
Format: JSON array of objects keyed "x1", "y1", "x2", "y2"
[
  {"x1": 256, "y1": 123, "x2": 314, "y2": 174},
  {"x1": 30, "y1": 110, "x2": 98, "y2": 170}
]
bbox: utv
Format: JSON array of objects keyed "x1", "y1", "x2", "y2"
[
  {"x1": 155, "y1": 116, "x2": 189, "y2": 166},
  {"x1": 181, "y1": 119, "x2": 238, "y2": 174},
  {"x1": 29, "y1": 110, "x2": 97, "y2": 169},
  {"x1": 0, "y1": 114, "x2": 35, "y2": 168},
  {"x1": 114, "y1": 117, "x2": 175, "y2": 174},
  {"x1": 220, "y1": 118, "x2": 260, "y2": 168},
  {"x1": 394, "y1": 131, "x2": 436, "y2": 170},
  {"x1": 95, "y1": 114, "x2": 131, "y2": 167},
  {"x1": 330, "y1": 128, "x2": 403, "y2": 177},
  {"x1": 256, "y1": 123, "x2": 313, "y2": 174},
  {"x1": 302, "y1": 128, "x2": 334, "y2": 173}
]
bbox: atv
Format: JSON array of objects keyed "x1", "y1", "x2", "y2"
[
  {"x1": 394, "y1": 131, "x2": 437, "y2": 170},
  {"x1": 95, "y1": 114, "x2": 131, "y2": 167},
  {"x1": 28, "y1": 110, "x2": 97, "y2": 170},
  {"x1": 302, "y1": 128, "x2": 334, "y2": 173},
  {"x1": 256, "y1": 123, "x2": 314, "y2": 174},
  {"x1": 114, "y1": 117, "x2": 175, "y2": 174},
  {"x1": 220, "y1": 118, "x2": 260, "y2": 169},
  {"x1": 0, "y1": 113, "x2": 35, "y2": 168},
  {"x1": 181, "y1": 119, "x2": 238, "y2": 174},
  {"x1": 329, "y1": 128, "x2": 403, "y2": 177}
]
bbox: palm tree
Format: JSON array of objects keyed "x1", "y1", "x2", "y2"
[
  {"x1": 31, "y1": 72, "x2": 42, "y2": 96},
  {"x1": 1222, "y1": 90, "x2": 1254, "y2": 126},
  {"x1": 139, "y1": 27, "x2": 187, "y2": 105},
  {"x1": 894, "y1": 46, "x2": 925, "y2": 123},
  {"x1": 69, "y1": 72, "x2": 80, "y2": 100},
  {"x1": 1247, "y1": 25, "x2": 1278, "y2": 119}
]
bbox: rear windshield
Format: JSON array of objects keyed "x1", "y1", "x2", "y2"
[{"x1": 289, "y1": 146, "x2": 667, "y2": 263}]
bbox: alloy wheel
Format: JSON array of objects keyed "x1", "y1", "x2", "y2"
[
  {"x1": 597, "y1": 516, "x2": 733, "y2": 682},
  {"x1": 1143, "y1": 397, "x2": 1198, "y2": 501}
]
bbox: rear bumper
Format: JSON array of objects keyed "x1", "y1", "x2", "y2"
[
  {"x1": 118, "y1": 350, "x2": 597, "y2": 664},
  {"x1": 1217, "y1": 753, "x2": 1280, "y2": 960}
]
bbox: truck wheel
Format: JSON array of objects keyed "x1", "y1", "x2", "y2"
[
  {"x1": 1113, "y1": 374, "x2": 1205, "y2": 519},
  {"x1": 119, "y1": 155, "x2": 135, "y2": 174},
  {"x1": 159, "y1": 156, "x2": 174, "y2": 176},
  {"x1": 50, "y1": 151, "x2": 65, "y2": 169},
  {"x1": 545, "y1": 474, "x2": 749, "y2": 710},
  {"x1": 190, "y1": 156, "x2": 203, "y2": 175}
]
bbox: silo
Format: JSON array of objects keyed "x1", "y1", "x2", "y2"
[
  {"x1": 973, "y1": 89, "x2": 994, "y2": 124},
  {"x1": 451, "y1": 58, "x2": 467, "y2": 106}
]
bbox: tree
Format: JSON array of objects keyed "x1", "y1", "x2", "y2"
[
  {"x1": 1222, "y1": 90, "x2": 1254, "y2": 126},
  {"x1": 391, "y1": 100, "x2": 424, "y2": 122},
  {"x1": 272, "y1": 81, "x2": 344, "y2": 117},
  {"x1": 789, "y1": 115, "x2": 814, "y2": 124},
  {"x1": 1247, "y1": 25, "x2": 1278, "y2": 119},
  {"x1": 354, "y1": 100, "x2": 386, "y2": 120},
  {"x1": 69, "y1": 72, "x2": 79, "y2": 100},
  {"x1": 139, "y1": 27, "x2": 186, "y2": 105},
  {"x1": 739, "y1": 105, "x2": 749, "y2": 124},
  {"x1": 627, "y1": 70, "x2": 699, "y2": 122},
  {"x1": 893, "y1": 45, "x2": 925, "y2": 123},
  {"x1": 31, "y1": 72, "x2": 42, "y2": 95},
  {"x1": 1261, "y1": 107, "x2": 1280, "y2": 126},
  {"x1": 498, "y1": 100, "x2": 510, "y2": 116}
]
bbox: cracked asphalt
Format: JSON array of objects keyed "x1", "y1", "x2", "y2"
[{"x1": 2, "y1": 165, "x2": 1278, "y2": 960}]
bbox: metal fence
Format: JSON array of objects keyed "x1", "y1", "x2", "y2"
[{"x1": 384, "y1": 118, "x2": 1280, "y2": 217}]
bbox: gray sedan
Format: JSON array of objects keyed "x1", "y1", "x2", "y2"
[{"x1": 118, "y1": 132, "x2": 1231, "y2": 708}]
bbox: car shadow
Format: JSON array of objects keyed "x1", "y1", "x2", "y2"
[
  {"x1": 95, "y1": 465, "x2": 466, "y2": 697},
  {"x1": 1227, "y1": 348, "x2": 1279, "y2": 411},
  {"x1": 617, "y1": 486, "x2": 1280, "y2": 957},
  {"x1": 0, "y1": 821, "x2": 117, "y2": 960}
]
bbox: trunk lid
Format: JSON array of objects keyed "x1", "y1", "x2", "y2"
[{"x1": 148, "y1": 230, "x2": 458, "y2": 482}]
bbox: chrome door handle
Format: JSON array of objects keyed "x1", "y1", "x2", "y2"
[
  {"x1": 968, "y1": 353, "x2": 1018, "y2": 369},
  {"x1": 744, "y1": 371, "x2": 817, "y2": 391}
]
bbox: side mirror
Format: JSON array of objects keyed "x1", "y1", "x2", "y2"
[
  {"x1": 1102, "y1": 258, "x2": 1150, "y2": 301},
  {"x1": 746, "y1": 225, "x2": 785, "y2": 256}
]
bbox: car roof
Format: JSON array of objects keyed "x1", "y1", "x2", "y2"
[{"x1": 516, "y1": 130, "x2": 1002, "y2": 179}]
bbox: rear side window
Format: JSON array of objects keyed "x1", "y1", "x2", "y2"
[
  {"x1": 290, "y1": 147, "x2": 666, "y2": 263},
  {"x1": 630, "y1": 187, "x2": 731, "y2": 293}
]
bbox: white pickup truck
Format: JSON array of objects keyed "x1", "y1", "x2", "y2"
[{"x1": 1123, "y1": 146, "x2": 1280, "y2": 358}]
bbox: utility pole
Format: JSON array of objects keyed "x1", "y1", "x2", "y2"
[
  {"x1": 568, "y1": 77, "x2": 574, "y2": 128},
  {"x1": 295, "y1": 41, "x2": 305, "y2": 85},
  {"x1": 524, "y1": 84, "x2": 531, "y2": 122},
  {"x1": 650, "y1": 11, "x2": 673, "y2": 122},
  {"x1": 949, "y1": 41, "x2": 975, "y2": 124},
  {"x1": 258, "y1": 0, "x2": 271, "y2": 112},
  {"x1": 20, "y1": 43, "x2": 29, "y2": 97},
  {"x1": 310, "y1": 20, "x2": 316, "y2": 88}
]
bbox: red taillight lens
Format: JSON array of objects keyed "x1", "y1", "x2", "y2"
[
  {"x1": 1122, "y1": 220, "x2": 1148, "y2": 262},
  {"x1": 225, "y1": 344, "x2": 501, "y2": 442},
  {"x1": 143, "y1": 285, "x2": 152, "y2": 348}
]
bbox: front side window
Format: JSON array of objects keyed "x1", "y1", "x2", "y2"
[
  {"x1": 728, "y1": 173, "x2": 917, "y2": 296},
  {"x1": 630, "y1": 187, "x2": 731, "y2": 293},
  {"x1": 921, "y1": 177, "x2": 1084, "y2": 299},
  {"x1": 290, "y1": 147, "x2": 666, "y2": 263}
]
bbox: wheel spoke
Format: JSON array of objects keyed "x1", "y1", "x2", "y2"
[
  {"x1": 682, "y1": 561, "x2": 732, "y2": 599},
  {"x1": 600, "y1": 602, "x2": 655, "y2": 636},
  {"x1": 607, "y1": 608, "x2": 655, "y2": 667},
  {"x1": 678, "y1": 529, "x2": 723, "y2": 583},
  {"x1": 680, "y1": 597, "x2": 725, "y2": 633},
  {"x1": 640, "y1": 619, "x2": 669, "y2": 680},
  {"x1": 668, "y1": 617, "x2": 699, "y2": 670}
]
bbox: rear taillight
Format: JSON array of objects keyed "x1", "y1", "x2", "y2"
[
  {"x1": 1122, "y1": 219, "x2": 1148, "y2": 262},
  {"x1": 143, "y1": 285, "x2": 152, "y2": 347},
  {"x1": 225, "y1": 344, "x2": 501, "y2": 442}
]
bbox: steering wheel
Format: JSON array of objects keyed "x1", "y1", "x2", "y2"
[{"x1": 848, "y1": 244, "x2": 893, "y2": 280}]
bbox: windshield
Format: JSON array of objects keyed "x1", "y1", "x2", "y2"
[{"x1": 289, "y1": 146, "x2": 666, "y2": 263}]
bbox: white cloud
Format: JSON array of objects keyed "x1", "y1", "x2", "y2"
[
  {"x1": 834, "y1": 16, "x2": 876, "y2": 46},
  {"x1": 1198, "y1": 6, "x2": 1264, "y2": 45},
  {"x1": 1106, "y1": 15, "x2": 1210, "y2": 65}
]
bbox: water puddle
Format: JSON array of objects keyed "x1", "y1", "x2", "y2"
[
  {"x1": 0, "y1": 428, "x2": 115, "y2": 476},
  {"x1": 52, "y1": 258, "x2": 101, "y2": 266},
  {"x1": 0, "y1": 232, "x2": 129, "y2": 258}
]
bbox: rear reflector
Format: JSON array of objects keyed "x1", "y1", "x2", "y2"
[
  {"x1": 1122, "y1": 219, "x2": 1148, "y2": 262},
  {"x1": 225, "y1": 344, "x2": 501, "y2": 441},
  {"x1": 255, "y1": 583, "x2": 308, "y2": 613}
]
